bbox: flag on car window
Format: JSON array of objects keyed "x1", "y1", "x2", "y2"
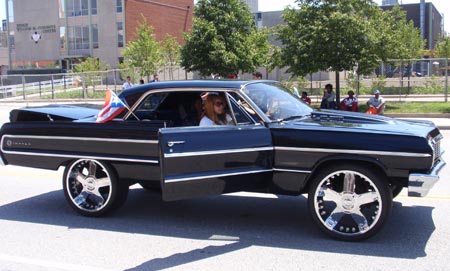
[{"x1": 96, "y1": 89, "x2": 127, "y2": 123}]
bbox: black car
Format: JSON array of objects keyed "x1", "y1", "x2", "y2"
[{"x1": 0, "y1": 80, "x2": 445, "y2": 241}]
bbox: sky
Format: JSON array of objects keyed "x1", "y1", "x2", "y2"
[{"x1": 0, "y1": 0, "x2": 449, "y2": 32}]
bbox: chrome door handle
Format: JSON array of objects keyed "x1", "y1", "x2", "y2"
[{"x1": 167, "y1": 141, "x2": 185, "y2": 147}]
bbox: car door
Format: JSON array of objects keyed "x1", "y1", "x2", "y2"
[{"x1": 159, "y1": 96, "x2": 274, "y2": 201}]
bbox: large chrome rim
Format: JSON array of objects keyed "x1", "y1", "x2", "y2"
[
  {"x1": 313, "y1": 170, "x2": 382, "y2": 236},
  {"x1": 65, "y1": 159, "x2": 113, "y2": 213}
]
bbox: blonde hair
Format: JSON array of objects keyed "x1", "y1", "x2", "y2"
[{"x1": 202, "y1": 93, "x2": 228, "y2": 125}]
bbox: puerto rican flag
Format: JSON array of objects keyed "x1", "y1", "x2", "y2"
[{"x1": 96, "y1": 89, "x2": 127, "y2": 123}]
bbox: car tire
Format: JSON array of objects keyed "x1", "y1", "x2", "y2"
[
  {"x1": 63, "y1": 159, "x2": 129, "y2": 217},
  {"x1": 308, "y1": 163, "x2": 392, "y2": 241}
]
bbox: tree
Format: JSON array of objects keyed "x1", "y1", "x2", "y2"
[
  {"x1": 436, "y1": 36, "x2": 450, "y2": 58},
  {"x1": 161, "y1": 34, "x2": 181, "y2": 80},
  {"x1": 122, "y1": 16, "x2": 163, "y2": 81},
  {"x1": 278, "y1": 0, "x2": 424, "y2": 102},
  {"x1": 278, "y1": 0, "x2": 381, "y2": 101},
  {"x1": 181, "y1": 0, "x2": 271, "y2": 77},
  {"x1": 73, "y1": 57, "x2": 109, "y2": 95}
]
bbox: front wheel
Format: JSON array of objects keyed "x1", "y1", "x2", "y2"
[
  {"x1": 63, "y1": 159, "x2": 129, "y2": 217},
  {"x1": 308, "y1": 164, "x2": 392, "y2": 241}
]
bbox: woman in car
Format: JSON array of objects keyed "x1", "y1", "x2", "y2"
[{"x1": 199, "y1": 92, "x2": 234, "y2": 126}]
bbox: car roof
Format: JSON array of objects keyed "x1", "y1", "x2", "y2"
[{"x1": 118, "y1": 80, "x2": 275, "y2": 98}]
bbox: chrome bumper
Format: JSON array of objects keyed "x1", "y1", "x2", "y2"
[
  {"x1": 0, "y1": 155, "x2": 5, "y2": 166},
  {"x1": 408, "y1": 159, "x2": 446, "y2": 197}
]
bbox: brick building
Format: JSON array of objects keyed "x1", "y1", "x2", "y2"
[{"x1": 5, "y1": 0, "x2": 193, "y2": 71}]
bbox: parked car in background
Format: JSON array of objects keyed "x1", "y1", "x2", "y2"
[{"x1": 0, "y1": 80, "x2": 445, "y2": 241}]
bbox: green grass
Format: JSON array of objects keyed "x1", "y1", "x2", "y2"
[
  {"x1": 373, "y1": 102, "x2": 450, "y2": 114},
  {"x1": 40, "y1": 90, "x2": 106, "y2": 99}
]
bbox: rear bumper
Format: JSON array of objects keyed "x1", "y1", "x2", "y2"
[{"x1": 408, "y1": 159, "x2": 446, "y2": 197}]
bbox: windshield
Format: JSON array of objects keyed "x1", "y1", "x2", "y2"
[{"x1": 242, "y1": 82, "x2": 313, "y2": 121}]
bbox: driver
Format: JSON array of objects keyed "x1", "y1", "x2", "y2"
[{"x1": 199, "y1": 92, "x2": 234, "y2": 126}]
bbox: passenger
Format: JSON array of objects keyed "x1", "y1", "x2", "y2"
[
  {"x1": 366, "y1": 89, "x2": 385, "y2": 115},
  {"x1": 340, "y1": 90, "x2": 358, "y2": 112},
  {"x1": 199, "y1": 93, "x2": 234, "y2": 126},
  {"x1": 252, "y1": 71, "x2": 263, "y2": 80},
  {"x1": 301, "y1": 91, "x2": 311, "y2": 105},
  {"x1": 320, "y1": 84, "x2": 336, "y2": 109}
]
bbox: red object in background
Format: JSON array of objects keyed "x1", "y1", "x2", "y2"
[
  {"x1": 365, "y1": 107, "x2": 378, "y2": 114},
  {"x1": 340, "y1": 101, "x2": 358, "y2": 112},
  {"x1": 302, "y1": 97, "x2": 311, "y2": 104}
]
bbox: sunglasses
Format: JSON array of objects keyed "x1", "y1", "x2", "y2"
[{"x1": 214, "y1": 101, "x2": 225, "y2": 107}]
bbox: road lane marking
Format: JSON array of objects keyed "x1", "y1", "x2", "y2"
[{"x1": 0, "y1": 254, "x2": 114, "y2": 271}]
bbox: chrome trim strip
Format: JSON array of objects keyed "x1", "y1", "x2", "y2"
[
  {"x1": 2, "y1": 134, "x2": 158, "y2": 144},
  {"x1": 273, "y1": 168, "x2": 311, "y2": 174},
  {"x1": 275, "y1": 146, "x2": 431, "y2": 158},
  {"x1": 164, "y1": 146, "x2": 273, "y2": 158},
  {"x1": 165, "y1": 168, "x2": 272, "y2": 183},
  {"x1": 0, "y1": 149, "x2": 159, "y2": 164}
]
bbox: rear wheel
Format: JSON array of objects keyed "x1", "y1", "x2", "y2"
[
  {"x1": 63, "y1": 159, "x2": 129, "y2": 217},
  {"x1": 308, "y1": 164, "x2": 392, "y2": 241}
]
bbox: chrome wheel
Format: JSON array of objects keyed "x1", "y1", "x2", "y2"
[
  {"x1": 308, "y1": 165, "x2": 391, "y2": 241},
  {"x1": 63, "y1": 159, "x2": 128, "y2": 216}
]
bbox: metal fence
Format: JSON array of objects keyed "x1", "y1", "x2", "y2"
[
  {"x1": 1, "y1": 60, "x2": 449, "y2": 102},
  {"x1": 283, "y1": 58, "x2": 450, "y2": 103},
  {"x1": 0, "y1": 66, "x2": 193, "y2": 101}
]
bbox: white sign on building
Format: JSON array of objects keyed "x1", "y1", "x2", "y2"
[{"x1": 14, "y1": 0, "x2": 60, "y2": 62}]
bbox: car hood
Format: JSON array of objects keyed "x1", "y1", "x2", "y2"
[{"x1": 280, "y1": 110, "x2": 439, "y2": 138}]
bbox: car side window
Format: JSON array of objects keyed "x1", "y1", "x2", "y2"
[
  {"x1": 227, "y1": 94, "x2": 257, "y2": 125},
  {"x1": 129, "y1": 92, "x2": 169, "y2": 121}
]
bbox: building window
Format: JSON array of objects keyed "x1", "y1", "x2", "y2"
[
  {"x1": 117, "y1": 22, "x2": 124, "y2": 48},
  {"x1": 92, "y1": 24, "x2": 98, "y2": 48},
  {"x1": 91, "y1": 0, "x2": 97, "y2": 15},
  {"x1": 60, "y1": 26, "x2": 66, "y2": 49},
  {"x1": 67, "y1": 0, "x2": 97, "y2": 17},
  {"x1": 8, "y1": 0, "x2": 14, "y2": 22},
  {"x1": 116, "y1": 0, "x2": 123, "y2": 13},
  {"x1": 68, "y1": 25, "x2": 89, "y2": 51},
  {"x1": 58, "y1": 0, "x2": 65, "y2": 18}
]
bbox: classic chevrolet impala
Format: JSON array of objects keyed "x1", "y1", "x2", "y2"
[{"x1": 0, "y1": 80, "x2": 445, "y2": 241}]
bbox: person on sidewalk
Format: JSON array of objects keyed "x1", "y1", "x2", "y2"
[
  {"x1": 320, "y1": 84, "x2": 336, "y2": 109},
  {"x1": 340, "y1": 90, "x2": 358, "y2": 112},
  {"x1": 122, "y1": 76, "x2": 133, "y2": 90},
  {"x1": 366, "y1": 89, "x2": 385, "y2": 115}
]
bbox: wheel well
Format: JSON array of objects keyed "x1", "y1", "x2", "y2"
[{"x1": 302, "y1": 159, "x2": 388, "y2": 194}]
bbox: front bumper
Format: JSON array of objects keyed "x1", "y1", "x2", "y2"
[{"x1": 408, "y1": 159, "x2": 446, "y2": 197}]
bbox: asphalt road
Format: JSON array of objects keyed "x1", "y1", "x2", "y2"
[{"x1": 0, "y1": 106, "x2": 449, "y2": 271}]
